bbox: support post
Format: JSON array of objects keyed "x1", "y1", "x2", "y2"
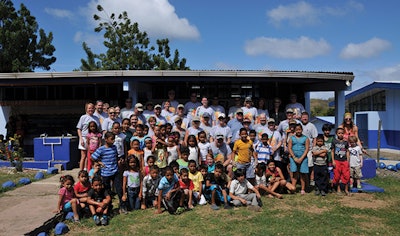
[{"x1": 334, "y1": 90, "x2": 345, "y2": 128}]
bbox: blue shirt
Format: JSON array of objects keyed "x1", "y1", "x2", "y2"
[
  {"x1": 255, "y1": 142, "x2": 272, "y2": 163},
  {"x1": 158, "y1": 175, "x2": 179, "y2": 197},
  {"x1": 91, "y1": 145, "x2": 118, "y2": 177}
]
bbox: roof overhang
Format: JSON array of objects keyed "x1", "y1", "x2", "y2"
[{"x1": 0, "y1": 70, "x2": 354, "y2": 91}]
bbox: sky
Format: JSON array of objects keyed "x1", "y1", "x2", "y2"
[{"x1": 10, "y1": 0, "x2": 400, "y2": 98}]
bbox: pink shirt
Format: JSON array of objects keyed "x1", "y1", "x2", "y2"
[{"x1": 58, "y1": 187, "x2": 75, "y2": 208}]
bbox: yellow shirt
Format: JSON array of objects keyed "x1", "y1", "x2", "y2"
[
  {"x1": 233, "y1": 139, "x2": 253, "y2": 164},
  {"x1": 189, "y1": 171, "x2": 204, "y2": 192}
]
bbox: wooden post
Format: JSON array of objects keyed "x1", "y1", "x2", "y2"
[{"x1": 377, "y1": 120, "x2": 382, "y2": 164}]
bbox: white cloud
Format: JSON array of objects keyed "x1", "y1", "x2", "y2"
[
  {"x1": 267, "y1": 1, "x2": 364, "y2": 27},
  {"x1": 367, "y1": 64, "x2": 400, "y2": 81},
  {"x1": 340, "y1": 37, "x2": 391, "y2": 59},
  {"x1": 244, "y1": 36, "x2": 331, "y2": 59},
  {"x1": 83, "y1": 0, "x2": 200, "y2": 40},
  {"x1": 267, "y1": 1, "x2": 319, "y2": 27},
  {"x1": 73, "y1": 31, "x2": 103, "y2": 49},
  {"x1": 44, "y1": 8, "x2": 74, "y2": 19}
]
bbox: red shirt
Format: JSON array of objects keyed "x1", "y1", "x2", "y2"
[
  {"x1": 74, "y1": 181, "x2": 91, "y2": 194},
  {"x1": 179, "y1": 179, "x2": 194, "y2": 190}
]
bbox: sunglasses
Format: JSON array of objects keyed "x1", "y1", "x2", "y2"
[{"x1": 345, "y1": 118, "x2": 352, "y2": 121}]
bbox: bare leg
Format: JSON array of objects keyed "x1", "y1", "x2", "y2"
[{"x1": 79, "y1": 150, "x2": 87, "y2": 170}]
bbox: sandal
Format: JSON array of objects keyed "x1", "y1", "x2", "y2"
[{"x1": 300, "y1": 190, "x2": 306, "y2": 195}]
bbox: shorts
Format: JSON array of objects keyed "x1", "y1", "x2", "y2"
[
  {"x1": 350, "y1": 166, "x2": 363, "y2": 179},
  {"x1": 78, "y1": 137, "x2": 87, "y2": 150},
  {"x1": 63, "y1": 202, "x2": 72, "y2": 212},
  {"x1": 236, "y1": 162, "x2": 255, "y2": 179}
]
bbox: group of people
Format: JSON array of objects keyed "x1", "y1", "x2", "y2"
[{"x1": 60, "y1": 91, "x2": 365, "y2": 224}]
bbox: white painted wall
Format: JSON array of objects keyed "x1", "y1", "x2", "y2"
[{"x1": 0, "y1": 106, "x2": 11, "y2": 136}]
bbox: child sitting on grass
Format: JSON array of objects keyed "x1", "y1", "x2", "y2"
[
  {"x1": 254, "y1": 162, "x2": 282, "y2": 199},
  {"x1": 74, "y1": 170, "x2": 91, "y2": 209},
  {"x1": 229, "y1": 169, "x2": 262, "y2": 211},
  {"x1": 87, "y1": 176, "x2": 111, "y2": 226},
  {"x1": 54, "y1": 175, "x2": 80, "y2": 222},
  {"x1": 179, "y1": 168, "x2": 194, "y2": 210},
  {"x1": 156, "y1": 166, "x2": 183, "y2": 215},
  {"x1": 205, "y1": 163, "x2": 232, "y2": 210}
]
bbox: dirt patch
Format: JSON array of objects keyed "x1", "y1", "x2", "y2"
[
  {"x1": 353, "y1": 215, "x2": 386, "y2": 230},
  {"x1": 339, "y1": 193, "x2": 388, "y2": 209}
]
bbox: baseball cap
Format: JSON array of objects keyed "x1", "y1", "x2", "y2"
[
  {"x1": 174, "y1": 116, "x2": 182, "y2": 122},
  {"x1": 236, "y1": 108, "x2": 243, "y2": 114},
  {"x1": 192, "y1": 116, "x2": 200, "y2": 122},
  {"x1": 177, "y1": 104, "x2": 184, "y2": 109},
  {"x1": 154, "y1": 104, "x2": 162, "y2": 109},
  {"x1": 289, "y1": 119, "x2": 297, "y2": 125},
  {"x1": 216, "y1": 134, "x2": 224, "y2": 140},
  {"x1": 245, "y1": 96, "x2": 252, "y2": 102},
  {"x1": 218, "y1": 113, "x2": 226, "y2": 119},
  {"x1": 135, "y1": 103, "x2": 144, "y2": 111},
  {"x1": 202, "y1": 112, "x2": 211, "y2": 118},
  {"x1": 286, "y1": 108, "x2": 294, "y2": 113},
  {"x1": 267, "y1": 118, "x2": 275, "y2": 123}
]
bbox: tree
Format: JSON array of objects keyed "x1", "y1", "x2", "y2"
[
  {"x1": 79, "y1": 5, "x2": 189, "y2": 71},
  {"x1": 0, "y1": 0, "x2": 56, "y2": 72}
]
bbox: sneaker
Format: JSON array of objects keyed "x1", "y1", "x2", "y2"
[
  {"x1": 321, "y1": 190, "x2": 326, "y2": 196},
  {"x1": 357, "y1": 184, "x2": 362, "y2": 189},
  {"x1": 210, "y1": 204, "x2": 220, "y2": 210},
  {"x1": 119, "y1": 207, "x2": 128, "y2": 215},
  {"x1": 224, "y1": 204, "x2": 233, "y2": 210},
  {"x1": 301, "y1": 190, "x2": 306, "y2": 195},
  {"x1": 100, "y1": 215, "x2": 108, "y2": 226},
  {"x1": 175, "y1": 206, "x2": 185, "y2": 215},
  {"x1": 93, "y1": 215, "x2": 101, "y2": 225},
  {"x1": 73, "y1": 217, "x2": 80, "y2": 223},
  {"x1": 310, "y1": 180, "x2": 315, "y2": 186},
  {"x1": 314, "y1": 189, "x2": 320, "y2": 196}
]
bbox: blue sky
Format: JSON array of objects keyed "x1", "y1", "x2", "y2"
[{"x1": 11, "y1": 0, "x2": 400, "y2": 98}]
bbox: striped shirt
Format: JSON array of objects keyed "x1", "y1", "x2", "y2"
[
  {"x1": 91, "y1": 145, "x2": 118, "y2": 177},
  {"x1": 255, "y1": 142, "x2": 272, "y2": 163}
]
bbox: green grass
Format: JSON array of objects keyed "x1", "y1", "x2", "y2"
[
  {"x1": 0, "y1": 167, "x2": 47, "y2": 195},
  {"x1": 64, "y1": 176, "x2": 400, "y2": 236}
]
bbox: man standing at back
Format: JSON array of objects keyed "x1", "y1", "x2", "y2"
[
  {"x1": 93, "y1": 100, "x2": 108, "y2": 126},
  {"x1": 121, "y1": 98, "x2": 134, "y2": 119}
]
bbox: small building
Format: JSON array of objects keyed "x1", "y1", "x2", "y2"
[
  {"x1": 346, "y1": 81, "x2": 400, "y2": 150},
  {"x1": 310, "y1": 116, "x2": 335, "y2": 135}
]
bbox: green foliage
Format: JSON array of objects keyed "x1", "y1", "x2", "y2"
[
  {"x1": 311, "y1": 97, "x2": 335, "y2": 116},
  {"x1": 79, "y1": 5, "x2": 189, "y2": 71},
  {"x1": 0, "y1": 0, "x2": 56, "y2": 72}
]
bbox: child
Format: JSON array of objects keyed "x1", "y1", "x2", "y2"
[
  {"x1": 322, "y1": 124, "x2": 334, "y2": 192},
  {"x1": 86, "y1": 121, "x2": 102, "y2": 171},
  {"x1": 312, "y1": 135, "x2": 329, "y2": 196},
  {"x1": 122, "y1": 155, "x2": 141, "y2": 212},
  {"x1": 205, "y1": 163, "x2": 232, "y2": 210},
  {"x1": 288, "y1": 124, "x2": 310, "y2": 195},
  {"x1": 348, "y1": 136, "x2": 363, "y2": 190},
  {"x1": 254, "y1": 162, "x2": 282, "y2": 199},
  {"x1": 87, "y1": 176, "x2": 112, "y2": 226},
  {"x1": 188, "y1": 160, "x2": 206, "y2": 205},
  {"x1": 90, "y1": 132, "x2": 119, "y2": 194},
  {"x1": 74, "y1": 170, "x2": 91, "y2": 209},
  {"x1": 187, "y1": 135, "x2": 200, "y2": 166},
  {"x1": 170, "y1": 160, "x2": 180, "y2": 178},
  {"x1": 177, "y1": 147, "x2": 190, "y2": 171},
  {"x1": 128, "y1": 138, "x2": 145, "y2": 170},
  {"x1": 156, "y1": 166, "x2": 183, "y2": 214},
  {"x1": 167, "y1": 135, "x2": 180, "y2": 165},
  {"x1": 229, "y1": 169, "x2": 262, "y2": 211},
  {"x1": 112, "y1": 122, "x2": 127, "y2": 160},
  {"x1": 232, "y1": 128, "x2": 255, "y2": 184},
  {"x1": 331, "y1": 128, "x2": 350, "y2": 195},
  {"x1": 206, "y1": 153, "x2": 215, "y2": 173},
  {"x1": 199, "y1": 164, "x2": 208, "y2": 195},
  {"x1": 121, "y1": 118, "x2": 133, "y2": 153},
  {"x1": 143, "y1": 137, "x2": 153, "y2": 166},
  {"x1": 143, "y1": 155, "x2": 156, "y2": 177},
  {"x1": 254, "y1": 133, "x2": 272, "y2": 164},
  {"x1": 141, "y1": 166, "x2": 161, "y2": 209},
  {"x1": 131, "y1": 124, "x2": 149, "y2": 150},
  {"x1": 89, "y1": 161, "x2": 102, "y2": 181},
  {"x1": 179, "y1": 168, "x2": 194, "y2": 209},
  {"x1": 265, "y1": 160, "x2": 296, "y2": 194},
  {"x1": 153, "y1": 136, "x2": 168, "y2": 170},
  {"x1": 198, "y1": 131, "x2": 211, "y2": 165},
  {"x1": 54, "y1": 175, "x2": 80, "y2": 222}
]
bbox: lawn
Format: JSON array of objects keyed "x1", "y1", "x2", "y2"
[
  {"x1": 0, "y1": 167, "x2": 46, "y2": 195},
  {"x1": 65, "y1": 176, "x2": 400, "y2": 236}
]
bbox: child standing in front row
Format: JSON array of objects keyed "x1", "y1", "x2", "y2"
[
  {"x1": 54, "y1": 175, "x2": 80, "y2": 222},
  {"x1": 141, "y1": 166, "x2": 161, "y2": 209},
  {"x1": 331, "y1": 128, "x2": 350, "y2": 195},
  {"x1": 348, "y1": 136, "x2": 363, "y2": 190},
  {"x1": 288, "y1": 124, "x2": 310, "y2": 195},
  {"x1": 87, "y1": 176, "x2": 111, "y2": 226},
  {"x1": 86, "y1": 121, "x2": 102, "y2": 171},
  {"x1": 179, "y1": 168, "x2": 194, "y2": 210},
  {"x1": 312, "y1": 135, "x2": 329, "y2": 196},
  {"x1": 188, "y1": 160, "x2": 207, "y2": 205},
  {"x1": 122, "y1": 155, "x2": 141, "y2": 212}
]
